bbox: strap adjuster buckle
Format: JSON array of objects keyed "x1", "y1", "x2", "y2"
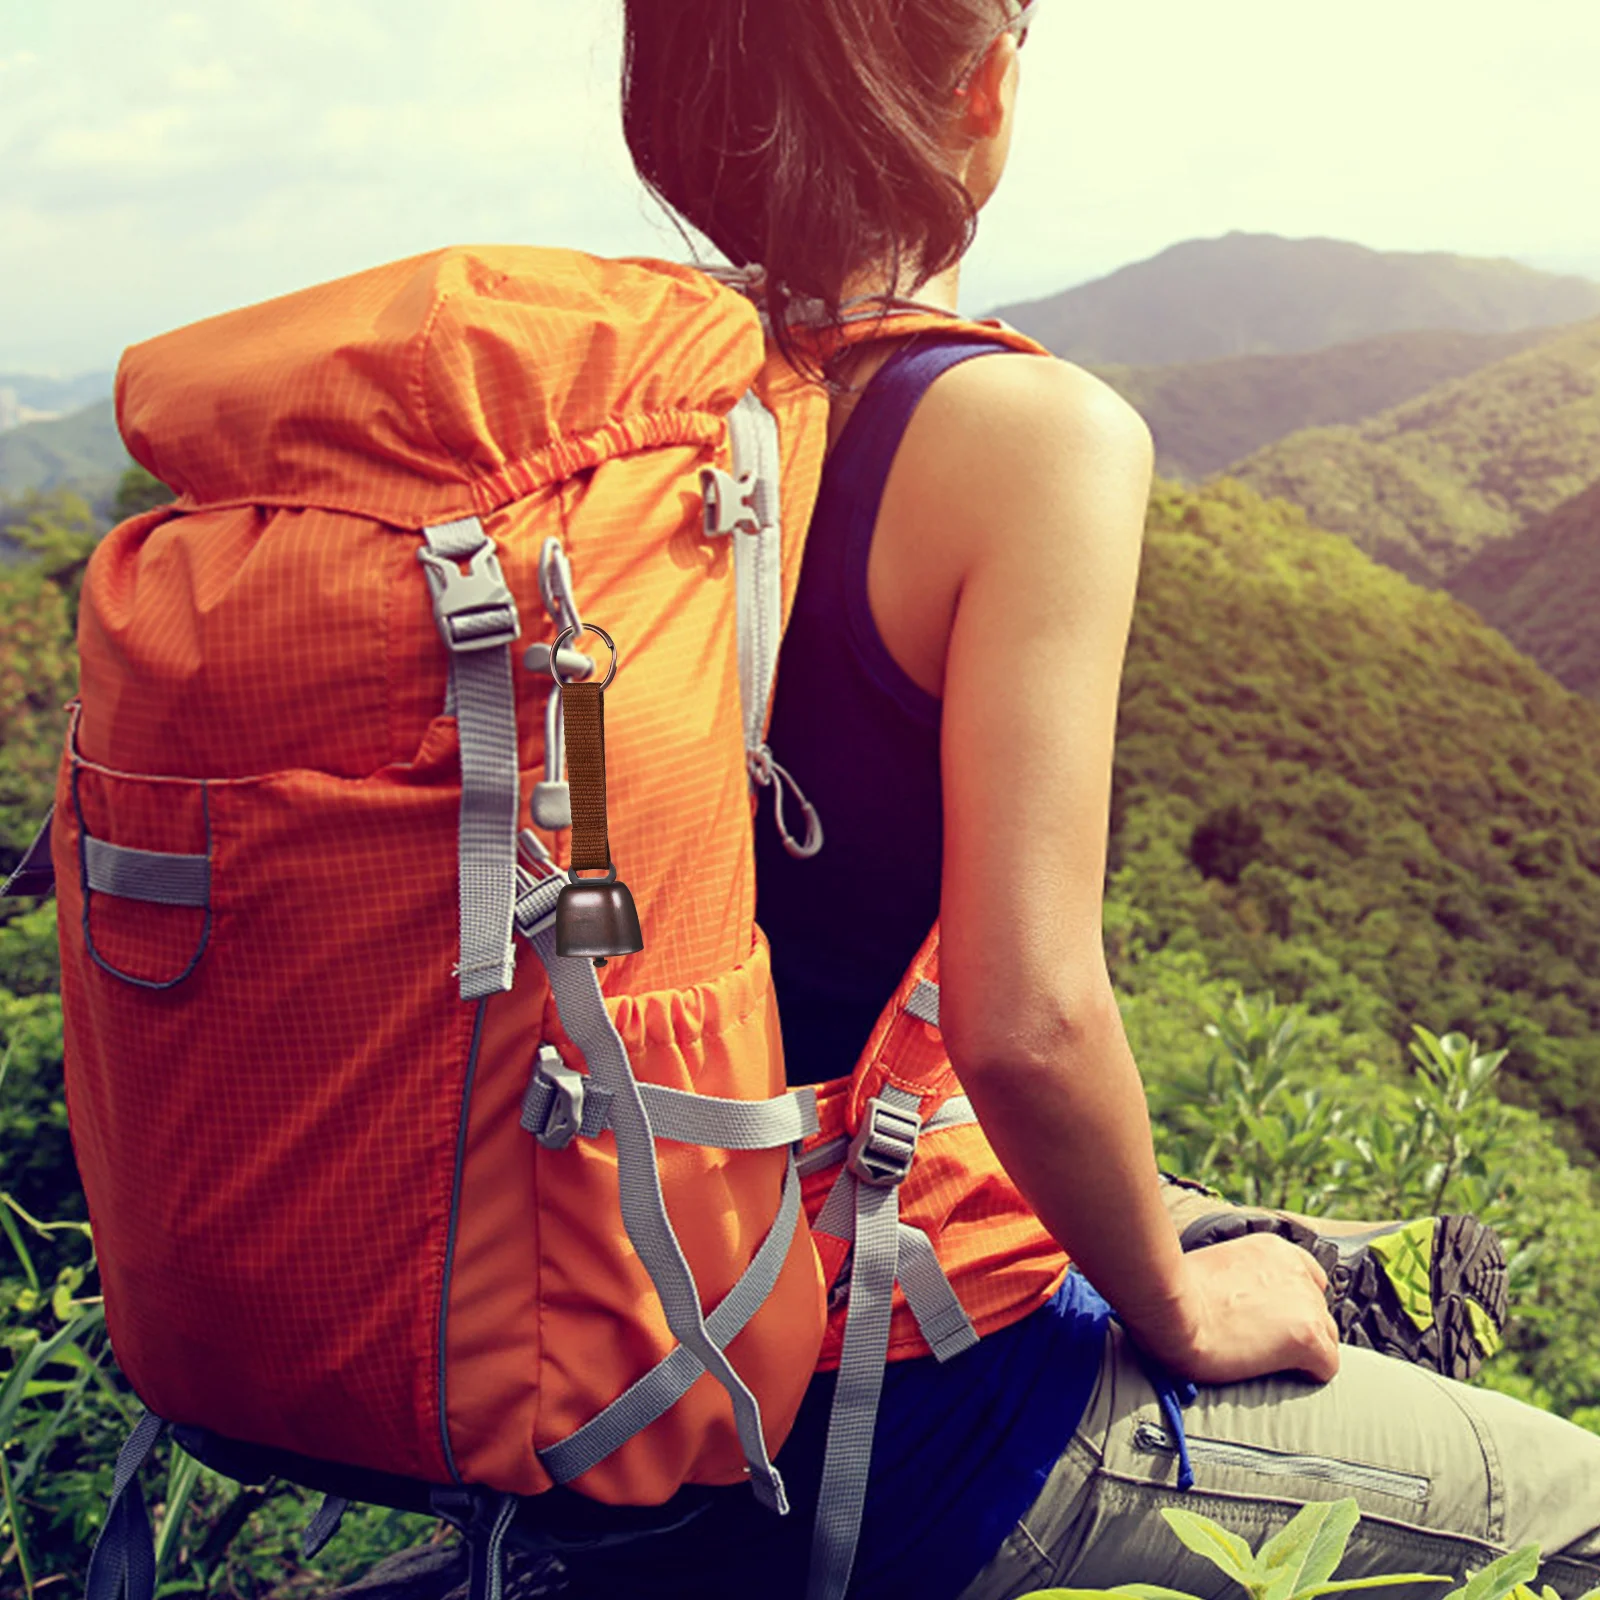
[
  {"x1": 417, "y1": 540, "x2": 521, "y2": 653},
  {"x1": 523, "y1": 1051, "x2": 588, "y2": 1150},
  {"x1": 700, "y1": 466, "x2": 761, "y2": 536},
  {"x1": 846, "y1": 1097, "x2": 921, "y2": 1188}
]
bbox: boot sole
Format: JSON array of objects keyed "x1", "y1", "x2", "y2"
[{"x1": 1178, "y1": 1212, "x2": 1508, "y2": 1382}]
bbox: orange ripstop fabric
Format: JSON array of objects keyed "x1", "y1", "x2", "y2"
[
  {"x1": 56, "y1": 241, "x2": 1071, "y2": 1517},
  {"x1": 60, "y1": 247, "x2": 832, "y2": 1499}
]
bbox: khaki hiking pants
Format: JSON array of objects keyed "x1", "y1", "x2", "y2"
[{"x1": 959, "y1": 1320, "x2": 1600, "y2": 1600}]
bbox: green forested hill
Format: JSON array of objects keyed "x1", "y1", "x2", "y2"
[
  {"x1": 1449, "y1": 478, "x2": 1600, "y2": 698},
  {"x1": 0, "y1": 398, "x2": 130, "y2": 499},
  {"x1": 1093, "y1": 326, "x2": 1554, "y2": 481},
  {"x1": 1111, "y1": 477, "x2": 1600, "y2": 1156},
  {"x1": 1226, "y1": 318, "x2": 1600, "y2": 585},
  {"x1": 988, "y1": 233, "x2": 1600, "y2": 366}
]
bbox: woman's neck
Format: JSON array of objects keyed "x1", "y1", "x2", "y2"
[{"x1": 840, "y1": 259, "x2": 963, "y2": 317}]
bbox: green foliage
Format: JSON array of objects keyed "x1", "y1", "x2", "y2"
[
  {"x1": 1119, "y1": 945, "x2": 1600, "y2": 1419},
  {"x1": 111, "y1": 464, "x2": 176, "y2": 524},
  {"x1": 0, "y1": 529, "x2": 77, "y2": 882},
  {"x1": 1113, "y1": 477, "x2": 1600, "y2": 1160},
  {"x1": 1016, "y1": 1497, "x2": 1556, "y2": 1600},
  {"x1": 1229, "y1": 318, "x2": 1600, "y2": 584},
  {"x1": 1450, "y1": 477, "x2": 1600, "y2": 701},
  {"x1": 3, "y1": 487, "x2": 99, "y2": 627}
]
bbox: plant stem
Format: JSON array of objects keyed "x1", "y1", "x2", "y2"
[{"x1": 0, "y1": 1450, "x2": 37, "y2": 1600}]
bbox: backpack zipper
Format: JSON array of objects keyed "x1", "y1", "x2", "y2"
[{"x1": 1132, "y1": 1422, "x2": 1430, "y2": 1503}]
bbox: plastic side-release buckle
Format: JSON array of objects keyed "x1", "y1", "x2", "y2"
[
  {"x1": 417, "y1": 539, "x2": 521, "y2": 653},
  {"x1": 845, "y1": 1097, "x2": 922, "y2": 1188},
  {"x1": 521, "y1": 1049, "x2": 592, "y2": 1150},
  {"x1": 700, "y1": 466, "x2": 761, "y2": 536}
]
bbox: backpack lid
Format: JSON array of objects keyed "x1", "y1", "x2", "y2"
[{"x1": 116, "y1": 247, "x2": 767, "y2": 525}]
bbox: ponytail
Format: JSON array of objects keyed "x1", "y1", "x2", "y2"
[{"x1": 621, "y1": 0, "x2": 999, "y2": 372}]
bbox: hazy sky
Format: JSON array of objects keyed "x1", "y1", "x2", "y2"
[{"x1": 3, "y1": 0, "x2": 1598, "y2": 375}]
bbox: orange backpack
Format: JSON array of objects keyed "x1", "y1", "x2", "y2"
[{"x1": 9, "y1": 247, "x2": 1068, "y2": 1600}]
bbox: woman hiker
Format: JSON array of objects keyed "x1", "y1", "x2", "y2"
[{"x1": 563, "y1": 3, "x2": 1600, "y2": 1598}]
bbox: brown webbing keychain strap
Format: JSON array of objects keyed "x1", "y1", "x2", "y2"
[{"x1": 562, "y1": 681, "x2": 611, "y2": 873}]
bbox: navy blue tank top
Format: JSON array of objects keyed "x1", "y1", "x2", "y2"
[
  {"x1": 756, "y1": 336, "x2": 1014, "y2": 1083},
  {"x1": 563, "y1": 336, "x2": 1197, "y2": 1600}
]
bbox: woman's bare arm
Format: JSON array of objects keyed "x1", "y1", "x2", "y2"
[{"x1": 883, "y1": 351, "x2": 1339, "y2": 1385}]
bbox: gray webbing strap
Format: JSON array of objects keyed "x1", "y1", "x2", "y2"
[
  {"x1": 301, "y1": 1493, "x2": 349, "y2": 1560},
  {"x1": 83, "y1": 838, "x2": 209, "y2": 907},
  {"x1": 637, "y1": 1081, "x2": 817, "y2": 1149},
  {"x1": 84, "y1": 1408, "x2": 167, "y2": 1600},
  {"x1": 419, "y1": 520, "x2": 521, "y2": 1001},
  {"x1": 806, "y1": 1083, "x2": 923, "y2": 1600},
  {"x1": 727, "y1": 391, "x2": 783, "y2": 764},
  {"x1": 2, "y1": 806, "x2": 55, "y2": 898},
  {"x1": 539, "y1": 1150, "x2": 804, "y2": 1486},
  {"x1": 521, "y1": 1061, "x2": 815, "y2": 1152},
  {"x1": 904, "y1": 978, "x2": 940, "y2": 1027},
  {"x1": 525, "y1": 908, "x2": 788, "y2": 1512},
  {"x1": 713, "y1": 390, "x2": 822, "y2": 860},
  {"x1": 798, "y1": 1092, "x2": 976, "y2": 1180},
  {"x1": 809, "y1": 1162, "x2": 978, "y2": 1362},
  {"x1": 466, "y1": 1493, "x2": 518, "y2": 1600},
  {"x1": 894, "y1": 1223, "x2": 978, "y2": 1361}
]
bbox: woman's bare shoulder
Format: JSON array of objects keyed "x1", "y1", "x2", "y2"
[{"x1": 892, "y1": 350, "x2": 1154, "y2": 568}]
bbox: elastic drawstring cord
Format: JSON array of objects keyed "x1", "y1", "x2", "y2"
[
  {"x1": 1115, "y1": 1314, "x2": 1198, "y2": 1491},
  {"x1": 748, "y1": 743, "x2": 824, "y2": 859}
]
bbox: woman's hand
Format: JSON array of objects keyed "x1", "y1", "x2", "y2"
[{"x1": 1121, "y1": 1232, "x2": 1342, "y2": 1386}]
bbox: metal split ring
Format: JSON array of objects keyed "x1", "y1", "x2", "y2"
[{"x1": 551, "y1": 623, "x2": 618, "y2": 690}]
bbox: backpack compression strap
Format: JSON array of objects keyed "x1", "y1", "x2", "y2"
[
  {"x1": 513, "y1": 862, "x2": 799, "y2": 1512},
  {"x1": 417, "y1": 518, "x2": 522, "y2": 1001}
]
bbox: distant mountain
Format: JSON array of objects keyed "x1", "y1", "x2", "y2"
[
  {"x1": 1094, "y1": 325, "x2": 1556, "y2": 481},
  {"x1": 0, "y1": 371, "x2": 114, "y2": 428},
  {"x1": 0, "y1": 400, "x2": 130, "y2": 500},
  {"x1": 1227, "y1": 317, "x2": 1600, "y2": 585},
  {"x1": 988, "y1": 234, "x2": 1600, "y2": 366},
  {"x1": 1449, "y1": 479, "x2": 1600, "y2": 698}
]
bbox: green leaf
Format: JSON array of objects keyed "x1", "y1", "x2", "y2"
[
  {"x1": 1019, "y1": 1592, "x2": 1175, "y2": 1600},
  {"x1": 0, "y1": 1304, "x2": 106, "y2": 1441},
  {"x1": 0, "y1": 1201, "x2": 40, "y2": 1292},
  {"x1": 1447, "y1": 1546, "x2": 1542, "y2": 1600},
  {"x1": 1299, "y1": 1576, "x2": 1455, "y2": 1597},
  {"x1": 1258, "y1": 1499, "x2": 1361, "y2": 1600},
  {"x1": 1110, "y1": 1587, "x2": 1214, "y2": 1600},
  {"x1": 154, "y1": 1446, "x2": 203, "y2": 1577},
  {"x1": 1160, "y1": 1508, "x2": 1259, "y2": 1584}
]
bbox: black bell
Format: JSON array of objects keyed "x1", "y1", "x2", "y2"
[{"x1": 556, "y1": 872, "x2": 644, "y2": 964}]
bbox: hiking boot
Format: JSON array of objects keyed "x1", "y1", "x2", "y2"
[{"x1": 1158, "y1": 1172, "x2": 1509, "y2": 1381}]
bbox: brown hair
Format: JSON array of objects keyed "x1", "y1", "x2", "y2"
[{"x1": 621, "y1": 0, "x2": 1002, "y2": 370}]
